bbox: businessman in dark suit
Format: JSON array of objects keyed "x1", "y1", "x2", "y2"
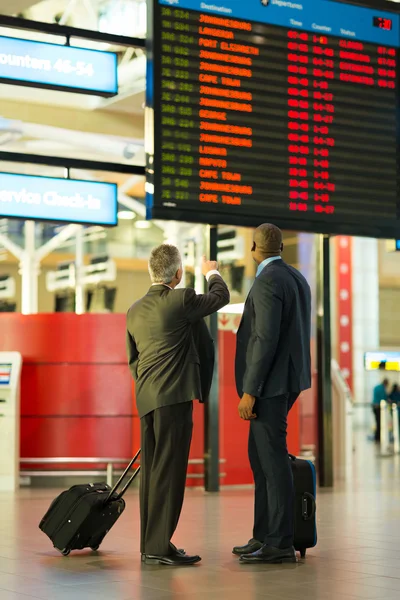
[
  {"x1": 126, "y1": 244, "x2": 229, "y2": 566},
  {"x1": 233, "y1": 224, "x2": 311, "y2": 564}
]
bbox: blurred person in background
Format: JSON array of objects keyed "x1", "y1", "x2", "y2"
[
  {"x1": 390, "y1": 383, "x2": 400, "y2": 438},
  {"x1": 126, "y1": 244, "x2": 229, "y2": 566},
  {"x1": 372, "y1": 377, "x2": 389, "y2": 443},
  {"x1": 390, "y1": 383, "x2": 400, "y2": 405}
]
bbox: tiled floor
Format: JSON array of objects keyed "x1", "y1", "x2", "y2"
[{"x1": 1, "y1": 437, "x2": 400, "y2": 600}]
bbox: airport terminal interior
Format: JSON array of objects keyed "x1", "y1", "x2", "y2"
[
  {"x1": 1, "y1": 0, "x2": 400, "y2": 598},
  {"x1": 2, "y1": 433, "x2": 400, "y2": 600}
]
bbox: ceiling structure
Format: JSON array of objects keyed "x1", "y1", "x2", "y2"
[
  {"x1": 0, "y1": 1, "x2": 147, "y2": 190},
  {"x1": 0, "y1": 0, "x2": 37, "y2": 14},
  {"x1": 0, "y1": 0, "x2": 152, "y2": 260},
  {"x1": 0, "y1": 0, "x2": 146, "y2": 112}
]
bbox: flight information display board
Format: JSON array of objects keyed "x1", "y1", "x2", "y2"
[{"x1": 146, "y1": 0, "x2": 400, "y2": 237}]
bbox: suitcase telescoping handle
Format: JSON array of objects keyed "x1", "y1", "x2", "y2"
[{"x1": 106, "y1": 449, "x2": 141, "y2": 503}]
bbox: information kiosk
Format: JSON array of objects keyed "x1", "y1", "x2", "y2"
[{"x1": 0, "y1": 352, "x2": 22, "y2": 491}]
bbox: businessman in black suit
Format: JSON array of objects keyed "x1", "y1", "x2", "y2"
[
  {"x1": 233, "y1": 224, "x2": 311, "y2": 564},
  {"x1": 126, "y1": 244, "x2": 229, "y2": 566}
]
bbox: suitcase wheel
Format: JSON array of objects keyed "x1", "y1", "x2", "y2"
[
  {"x1": 91, "y1": 546, "x2": 100, "y2": 552},
  {"x1": 61, "y1": 549, "x2": 71, "y2": 557},
  {"x1": 300, "y1": 549, "x2": 306, "y2": 558}
]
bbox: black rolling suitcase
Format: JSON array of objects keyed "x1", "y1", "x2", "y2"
[
  {"x1": 39, "y1": 450, "x2": 141, "y2": 556},
  {"x1": 290, "y1": 454, "x2": 317, "y2": 558}
]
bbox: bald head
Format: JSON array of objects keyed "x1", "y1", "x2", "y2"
[{"x1": 252, "y1": 224, "x2": 283, "y2": 263}]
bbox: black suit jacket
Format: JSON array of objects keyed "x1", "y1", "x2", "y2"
[
  {"x1": 126, "y1": 275, "x2": 229, "y2": 418},
  {"x1": 191, "y1": 318, "x2": 215, "y2": 403},
  {"x1": 235, "y1": 260, "x2": 311, "y2": 399}
]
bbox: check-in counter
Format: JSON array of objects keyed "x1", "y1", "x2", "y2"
[
  {"x1": 0, "y1": 312, "x2": 302, "y2": 487},
  {"x1": 0, "y1": 352, "x2": 22, "y2": 491}
]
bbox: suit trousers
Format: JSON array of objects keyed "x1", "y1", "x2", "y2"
[
  {"x1": 249, "y1": 393, "x2": 298, "y2": 549},
  {"x1": 140, "y1": 401, "x2": 193, "y2": 556}
]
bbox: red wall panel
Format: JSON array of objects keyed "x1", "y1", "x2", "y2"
[
  {"x1": 335, "y1": 236, "x2": 353, "y2": 391},
  {"x1": 0, "y1": 314, "x2": 132, "y2": 465},
  {"x1": 20, "y1": 417, "x2": 131, "y2": 459},
  {"x1": 21, "y1": 365, "x2": 132, "y2": 416},
  {"x1": 0, "y1": 314, "x2": 127, "y2": 363}
]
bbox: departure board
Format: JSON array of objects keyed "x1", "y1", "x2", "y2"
[{"x1": 146, "y1": 0, "x2": 400, "y2": 238}]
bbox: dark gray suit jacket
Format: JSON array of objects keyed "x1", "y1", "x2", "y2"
[
  {"x1": 126, "y1": 275, "x2": 230, "y2": 418},
  {"x1": 191, "y1": 318, "x2": 215, "y2": 404},
  {"x1": 235, "y1": 260, "x2": 311, "y2": 399}
]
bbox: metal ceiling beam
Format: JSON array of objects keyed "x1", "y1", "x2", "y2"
[
  {"x1": 0, "y1": 151, "x2": 145, "y2": 176},
  {"x1": 333, "y1": 0, "x2": 400, "y2": 11},
  {"x1": 0, "y1": 0, "x2": 35, "y2": 15},
  {"x1": 35, "y1": 224, "x2": 81, "y2": 263},
  {"x1": 0, "y1": 232, "x2": 23, "y2": 260},
  {"x1": 0, "y1": 15, "x2": 145, "y2": 48},
  {"x1": 58, "y1": 0, "x2": 98, "y2": 27}
]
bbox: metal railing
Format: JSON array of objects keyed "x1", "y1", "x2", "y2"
[
  {"x1": 20, "y1": 457, "x2": 226, "y2": 486},
  {"x1": 380, "y1": 400, "x2": 400, "y2": 457},
  {"x1": 331, "y1": 359, "x2": 353, "y2": 480}
]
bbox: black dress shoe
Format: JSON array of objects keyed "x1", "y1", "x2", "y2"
[
  {"x1": 240, "y1": 545, "x2": 297, "y2": 564},
  {"x1": 232, "y1": 538, "x2": 263, "y2": 556},
  {"x1": 142, "y1": 553, "x2": 201, "y2": 566}
]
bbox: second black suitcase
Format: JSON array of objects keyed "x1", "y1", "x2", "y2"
[
  {"x1": 290, "y1": 454, "x2": 317, "y2": 558},
  {"x1": 39, "y1": 450, "x2": 141, "y2": 556}
]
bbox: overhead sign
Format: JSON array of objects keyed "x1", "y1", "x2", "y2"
[
  {"x1": 364, "y1": 351, "x2": 400, "y2": 372},
  {"x1": 0, "y1": 35, "x2": 118, "y2": 96},
  {"x1": 0, "y1": 172, "x2": 118, "y2": 227}
]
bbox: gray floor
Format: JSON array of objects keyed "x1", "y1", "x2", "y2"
[{"x1": 1, "y1": 437, "x2": 400, "y2": 600}]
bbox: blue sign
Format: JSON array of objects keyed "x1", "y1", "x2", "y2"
[
  {"x1": 396, "y1": 240, "x2": 400, "y2": 251},
  {"x1": 0, "y1": 173, "x2": 118, "y2": 226},
  {"x1": 159, "y1": 0, "x2": 400, "y2": 46},
  {"x1": 0, "y1": 36, "x2": 118, "y2": 96}
]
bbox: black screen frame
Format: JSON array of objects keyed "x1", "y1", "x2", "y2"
[{"x1": 146, "y1": 0, "x2": 400, "y2": 238}]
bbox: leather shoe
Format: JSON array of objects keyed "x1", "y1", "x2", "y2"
[
  {"x1": 240, "y1": 545, "x2": 297, "y2": 564},
  {"x1": 142, "y1": 553, "x2": 201, "y2": 566},
  {"x1": 232, "y1": 538, "x2": 263, "y2": 556},
  {"x1": 141, "y1": 545, "x2": 185, "y2": 562}
]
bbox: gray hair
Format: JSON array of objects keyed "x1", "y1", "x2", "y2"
[{"x1": 148, "y1": 244, "x2": 182, "y2": 284}]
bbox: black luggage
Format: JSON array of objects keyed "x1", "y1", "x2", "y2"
[
  {"x1": 290, "y1": 454, "x2": 317, "y2": 558},
  {"x1": 39, "y1": 450, "x2": 141, "y2": 556}
]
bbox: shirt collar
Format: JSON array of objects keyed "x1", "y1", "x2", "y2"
[
  {"x1": 256, "y1": 256, "x2": 282, "y2": 277},
  {"x1": 151, "y1": 283, "x2": 172, "y2": 290}
]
